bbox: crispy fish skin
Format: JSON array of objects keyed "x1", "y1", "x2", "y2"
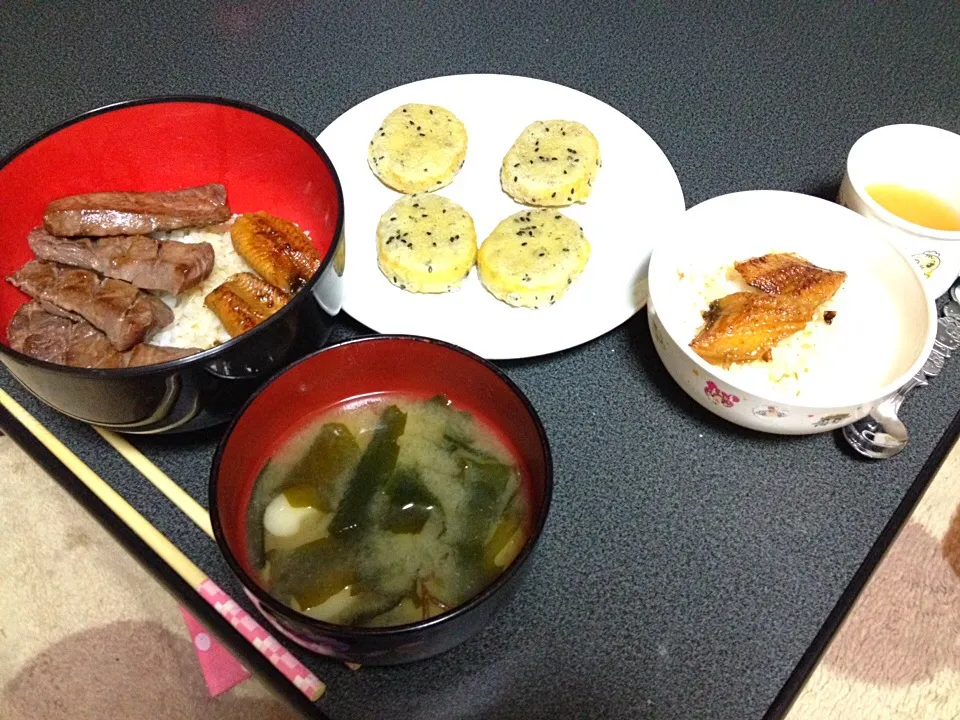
[
  {"x1": 691, "y1": 253, "x2": 846, "y2": 367},
  {"x1": 734, "y1": 253, "x2": 846, "y2": 303},
  {"x1": 204, "y1": 273, "x2": 290, "y2": 338},
  {"x1": 230, "y1": 212, "x2": 321, "y2": 293},
  {"x1": 205, "y1": 286, "x2": 263, "y2": 337},
  {"x1": 222, "y1": 272, "x2": 290, "y2": 317}
]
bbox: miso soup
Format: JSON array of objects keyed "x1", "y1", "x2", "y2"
[{"x1": 246, "y1": 394, "x2": 530, "y2": 628}]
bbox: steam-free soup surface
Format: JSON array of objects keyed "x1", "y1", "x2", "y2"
[{"x1": 247, "y1": 394, "x2": 529, "y2": 628}]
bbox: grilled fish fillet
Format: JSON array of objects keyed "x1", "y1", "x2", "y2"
[
  {"x1": 690, "y1": 253, "x2": 846, "y2": 367},
  {"x1": 230, "y1": 212, "x2": 321, "y2": 293},
  {"x1": 734, "y1": 253, "x2": 846, "y2": 302},
  {"x1": 204, "y1": 272, "x2": 290, "y2": 338},
  {"x1": 690, "y1": 292, "x2": 815, "y2": 366}
]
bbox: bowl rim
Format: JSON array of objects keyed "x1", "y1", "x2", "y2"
[
  {"x1": 647, "y1": 189, "x2": 938, "y2": 411},
  {"x1": 0, "y1": 95, "x2": 345, "y2": 377},
  {"x1": 846, "y1": 123, "x2": 960, "y2": 241},
  {"x1": 208, "y1": 333, "x2": 555, "y2": 640}
]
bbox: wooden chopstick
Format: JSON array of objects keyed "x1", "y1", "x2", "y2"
[
  {"x1": 98, "y1": 426, "x2": 364, "y2": 673},
  {"x1": 94, "y1": 428, "x2": 214, "y2": 538},
  {"x1": 0, "y1": 389, "x2": 326, "y2": 701}
]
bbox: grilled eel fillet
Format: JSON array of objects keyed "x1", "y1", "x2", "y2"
[
  {"x1": 204, "y1": 272, "x2": 291, "y2": 337},
  {"x1": 230, "y1": 212, "x2": 322, "y2": 293},
  {"x1": 690, "y1": 253, "x2": 846, "y2": 367}
]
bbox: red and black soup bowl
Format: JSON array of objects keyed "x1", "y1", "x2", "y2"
[
  {"x1": 0, "y1": 97, "x2": 344, "y2": 433},
  {"x1": 210, "y1": 336, "x2": 553, "y2": 665}
]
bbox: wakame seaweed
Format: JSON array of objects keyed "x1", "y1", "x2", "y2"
[
  {"x1": 329, "y1": 405, "x2": 407, "y2": 537},
  {"x1": 380, "y1": 467, "x2": 443, "y2": 535}
]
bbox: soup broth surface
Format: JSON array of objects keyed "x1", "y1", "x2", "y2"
[{"x1": 246, "y1": 394, "x2": 529, "y2": 628}]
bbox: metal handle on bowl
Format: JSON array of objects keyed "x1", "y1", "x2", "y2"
[{"x1": 842, "y1": 301, "x2": 960, "y2": 458}]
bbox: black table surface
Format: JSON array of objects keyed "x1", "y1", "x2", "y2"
[{"x1": 2, "y1": 2, "x2": 960, "y2": 719}]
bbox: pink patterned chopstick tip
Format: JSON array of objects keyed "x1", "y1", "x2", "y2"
[{"x1": 197, "y1": 578, "x2": 325, "y2": 701}]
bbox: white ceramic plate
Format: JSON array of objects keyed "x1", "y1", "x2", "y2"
[{"x1": 317, "y1": 74, "x2": 685, "y2": 359}]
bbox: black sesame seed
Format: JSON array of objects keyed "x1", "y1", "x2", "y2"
[
  {"x1": 521, "y1": 241, "x2": 528, "y2": 246},
  {"x1": 551, "y1": 192, "x2": 556, "y2": 198},
  {"x1": 426, "y1": 231, "x2": 431, "y2": 235},
  {"x1": 555, "y1": 215, "x2": 561, "y2": 219},
  {"x1": 567, "y1": 148, "x2": 577, "y2": 154},
  {"x1": 413, "y1": 203, "x2": 419, "y2": 207},
  {"x1": 400, "y1": 284, "x2": 406, "y2": 289},
  {"x1": 423, "y1": 168, "x2": 428, "y2": 172},
  {"x1": 538, "y1": 252, "x2": 545, "y2": 257},
  {"x1": 551, "y1": 157, "x2": 558, "y2": 161},
  {"x1": 429, "y1": 109, "x2": 433, "y2": 114},
  {"x1": 568, "y1": 279, "x2": 572, "y2": 285},
  {"x1": 567, "y1": 197, "x2": 572, "y2": 202},
  {"x1": 516, "y1": 230, "x2": 524, "y2": 236},
  {"x1": 563, "y1": 247, "x2": 569, "y2": 252},
  {"x1": 563, "y1": 170, "x2": 568, "y2": 174},
  {"x1": 449, "y1": 237, "x2": 455, "y2": 242},
  {"x1": 409, "y1": 120, "x2": 414, "y2": 125},
  {"x1": 442, "y1": 208, "x2": 447, "y2": 213},
  {"x1": 386, "y1": 239, "x2": 393, "y2": 245},
  {"x1": 393, "y1": 276, "x2": 397, "y2": 282},
  {"x1": 417, "y1": 125, "x2": 421, "y2": 130},
  {"x1": 380, "y1": 132, "x2": 385, "y2": 137},
  {"x1": 432, "y1": 242, "x2": 437, "y2": 246},
  {"x1": 513, "y1": 163, "x2": 520, "y2": 168},
  {"x1": 436, "y1": 180, "x2": 441, "y2": 184},
  {"x1": 529, "y1": 160, "x2": 534, "y2": 164},
  {"x1": 390, "y1": 216, "x2": 396, "y2": 221},
  {"x1": 513, "y1": 176, "x2": 518, "y2": 182},
  {"x1": 402, "y1": 109, "x2": 407, "y2": 113},
  {"x1": 422, "y1": 213, "x2": 428, "y2": 217},
  {"x1": 428, "y1": 266, "x2": 433, "y2": 273},
  {"x1": 454, "y1": 235, "x2": 460, "y2": 239},
  {"x1": 570, "y1": 187, "x2": 575, "y2": 193}
]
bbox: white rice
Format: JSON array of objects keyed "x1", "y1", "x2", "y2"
[{"x1": 149, "y1": 222, "x2": 254, "y2": 349}]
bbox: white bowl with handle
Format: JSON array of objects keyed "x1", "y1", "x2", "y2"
[{"x1": 647, "y1": 190, "x2": 935, "y2": 435}]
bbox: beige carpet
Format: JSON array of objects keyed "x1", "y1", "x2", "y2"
[{"x1": 1, "y1": 433, "x2": 959, "y2": 719}]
